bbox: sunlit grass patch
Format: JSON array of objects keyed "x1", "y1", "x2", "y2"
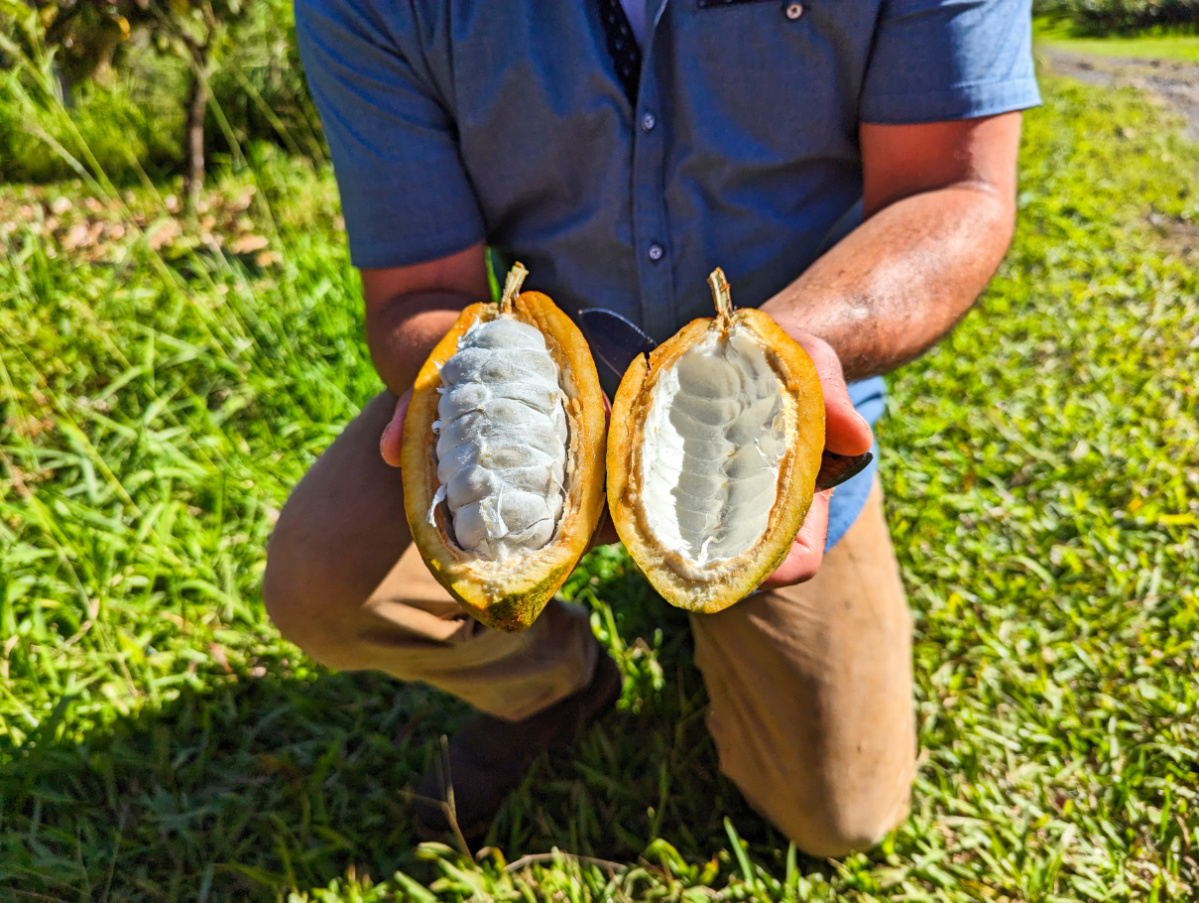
[{"x1": 1035, "y1": 17, "x2": 1199, "y2": 62}]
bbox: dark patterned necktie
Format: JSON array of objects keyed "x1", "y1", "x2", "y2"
[{"x1": 596, "y1": 0, "x2": 643, "y2": 104}]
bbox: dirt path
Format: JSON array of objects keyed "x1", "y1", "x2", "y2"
[
  {"x1": 1044, "y1": 48, "x2": 1199, "y2": 262},
  {"x1": 1044, "y1": 48, "x2": 1199, "y2": 142}
]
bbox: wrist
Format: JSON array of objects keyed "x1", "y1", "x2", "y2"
[{"x1": 367, "y1": 297, "x2": 464, "y2": 394}]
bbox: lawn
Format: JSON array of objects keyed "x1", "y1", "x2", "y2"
[
  {"x1": 1035, "y1": 17, "x2": 1199, "y2": 63},
  {"x1": 1, "y1": 73, "x2": 1197, "y2": 901}
]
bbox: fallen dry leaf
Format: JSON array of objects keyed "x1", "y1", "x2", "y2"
[{"x1": 229, "y1": 234, "x2": 269, "y2": 254}]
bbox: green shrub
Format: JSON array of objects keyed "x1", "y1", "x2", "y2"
[
  {"x1": 206, "y1": 0, "x2": 325, "y2": 163},
  {"x1": 0, "y1": 0, "x2": 323, "y2": 185},
  {"x1": 0, "y1": 60, "x2": 182, "y2": 183},
  {"x1": 1036, "y1": 0, "x2": 1199, "y2": 34}
]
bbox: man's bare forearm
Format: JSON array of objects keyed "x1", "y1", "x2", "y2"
[
  {"x1": 361, "y1": 243, "x2": 492, "y2": 397},
  {"x1": 365, "y1": 292, "x2": 473, "y2": 395},
  {"x1": 761, "y1": 184, "x2": 1015, "y2": 382}
]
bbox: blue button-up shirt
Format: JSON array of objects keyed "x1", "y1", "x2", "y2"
[{"x1": 296, "y1": 0, "x2": 1039, "y2": 548}]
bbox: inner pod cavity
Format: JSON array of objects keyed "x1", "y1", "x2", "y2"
[{"x1": 640, "y1": 328, "x2": 785, "y2": 566}]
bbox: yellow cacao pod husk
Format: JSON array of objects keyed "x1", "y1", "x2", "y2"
[
  {"x1": 607, "y1": 268, "x2": 825, "y2": 613},
  {"x1": 402, "y1": 264, "x2": 607, "y2": 632}
]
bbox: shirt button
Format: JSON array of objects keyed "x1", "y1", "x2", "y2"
[
  {"x1": 647, "y1": 242, "x2": 665, "y2": 262},
  {"x1": 784, "y1": 2, "x2": 804, "y2": 19},
  {"x1": 641, "y1": 111, "x2": 657, "y2": 132}
]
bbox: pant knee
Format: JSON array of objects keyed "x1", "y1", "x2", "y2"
[
  {"x1": 262, "y1": 522, "x2": 359, "y2": 669},
  {"x1": 771, "y1": 781, "x2": 911, "y2": 858},
  {"x1": 713, "y1": 723, "x2": 914, "y2": 858}
]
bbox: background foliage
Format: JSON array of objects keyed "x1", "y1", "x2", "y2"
[
  {"x1": 1036, "y1": 0, "x2": 1199, "y2": 35},
  {"x1": 0, "y1": 0, "x2": 321, "y2": 185}
]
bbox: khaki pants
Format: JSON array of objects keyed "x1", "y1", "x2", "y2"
[{"x1": 264, "y1": 392, "x2": 916, "y2": 857}]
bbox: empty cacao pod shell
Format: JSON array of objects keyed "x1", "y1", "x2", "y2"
[
  {"x1": 402, "y1": 263, "x2": 607, "y2": 632},
  {"x1": 607, "y1": 268, "x2": 825, "y2": 613}
]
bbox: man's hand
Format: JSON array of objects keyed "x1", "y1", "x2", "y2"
[
  {"x1": 759, "y1": 332, "x2": 873, "y2": 589},
  {"x1": 379, "y1": 389, "x2": 412, "y2": 468}
]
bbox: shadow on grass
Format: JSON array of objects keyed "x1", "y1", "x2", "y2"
[{"x1": 0, "y1": 558, "x2": 794, "y2": 901}]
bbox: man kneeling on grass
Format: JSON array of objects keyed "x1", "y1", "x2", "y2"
[{"x1": 263, "y1": 0, "x2": 1039, "y2": 856}]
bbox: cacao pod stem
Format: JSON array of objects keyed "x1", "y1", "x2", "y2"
[
  {"x1": 707, "y1": 267, "x2": 735, "y2": 333},
  {"x1": 500, "y1": 261, "x2": 530, "y2": 314}
]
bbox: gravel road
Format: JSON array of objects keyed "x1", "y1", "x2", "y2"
[{"x1": 1044, "y1": 48, "x2": 1199, "y2": 142}]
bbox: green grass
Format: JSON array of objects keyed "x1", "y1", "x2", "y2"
[
  {"x1": 2, "y1": 74, "x2": 1198, "y2": 900},
  {"x1": 1035, "y1": 17, "x2": 1199, "y2": 62}
]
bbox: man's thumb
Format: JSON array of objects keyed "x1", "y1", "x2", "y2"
[{"x1": 380, "y1": 390, "x2": 412, "y2": 468}]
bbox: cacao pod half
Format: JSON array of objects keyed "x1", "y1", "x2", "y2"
[
  {"x1": 402, "y1": 263, "x2": 607, "y2": 632},
  {"x1": 608, "y1": 268, "x2": 825, "y2": 613}
]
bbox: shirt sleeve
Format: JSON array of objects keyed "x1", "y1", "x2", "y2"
[
  {"x1": 295, "y1": 0, "x2": 485, "y2": 269},
  {"x1": 859, "y1": 0, "x2": 1041, "y2": 124}
]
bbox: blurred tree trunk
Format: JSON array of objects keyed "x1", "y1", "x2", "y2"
[
  {"x1": 183, "y1": 47, "x2": 209, "y2": 213},
  {"x1": 179, "y1": 4, "x2": 220, "y2": 214}
]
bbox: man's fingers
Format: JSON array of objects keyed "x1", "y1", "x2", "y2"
[
  {"x1": 759, "y1": 488, "x2": 832, "y2": 589},
  {"x1": 380, "y1": 389, "x2": 412, "y2": 468},
  {"x1": 793, "y1": 333, "x2": 873, "y2": 457}
]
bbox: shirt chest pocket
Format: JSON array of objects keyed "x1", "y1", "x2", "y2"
[{"x1": 668, "y1": 0, "x2": 880, "y2": 155}]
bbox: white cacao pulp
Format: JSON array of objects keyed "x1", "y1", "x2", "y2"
[
  {"x1": 640, "y1": 328, "x2": 786, "y2": 567},
  {"x1": 432, "y1": 316, "x2": 569, "y2": 560}
]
